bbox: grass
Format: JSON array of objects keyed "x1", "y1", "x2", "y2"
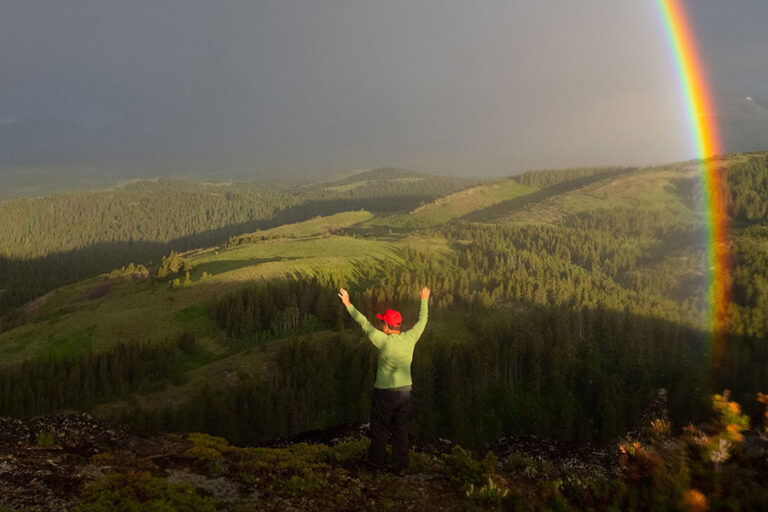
[
  {"x1": 391, "y1": 177, "x2": 426, "y2": 183},
  {"x1": 0, "y1": 233, "x2": 404, "y2": 368},
  {"x1": 399, "y1": 235, "x2": 454, "y2": 257},
  {"x1": 190, "y1": 256, "x2": 292, "y2": 278},
  {"x1": 38, "y1": 326, "x2": 96, "y2": 360},
  {"x1": 172, "y1": 304, "x2": 214, "y2": 334},
  {"x1": 36, "y1": 430, "x2": 56, "y2": 448},
  {"x1": 235, "y1": 210, "x2": 373, "y2": 239},
  {"x1": 191, "y1": 236, "x2": 402, "y2": 284},
  {"x1": 367, "y1": 179, "x2": 537, "y2": 228},
  {"x1": 499, "y1": 166, "x2": 697, "y2": 226},
  {"x1": 324, "y1": 180, "x2": 371, "y2": 192}
]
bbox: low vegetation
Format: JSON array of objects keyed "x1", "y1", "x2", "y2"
[{"x1": 2, "y1": 391, "x2": 763, "y2": 511}]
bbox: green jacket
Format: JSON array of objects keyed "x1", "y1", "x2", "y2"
[{"x1": 346, "y1": 298, "x2": 428, "y2": 389}]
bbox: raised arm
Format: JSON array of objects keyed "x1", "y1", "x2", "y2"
[
  {"x1": 338, "y1": 288, "x2": 388, "y2": 348},
  {"x1": 409, "y1": 287, "x2": 430, "y2": 340}
]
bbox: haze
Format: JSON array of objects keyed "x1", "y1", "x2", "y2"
[{"x1": 1, "y1": 0, "x2": 767, "y2": 181}]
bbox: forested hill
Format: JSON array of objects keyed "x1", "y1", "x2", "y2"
[
  {"x1": 0, "y1": 168, "x2": 472, "y2": 259},
  {"x1": 0, "y1": 153, "x2": 766, "y2": 485},
  {"x1": 0, "y1": 169, "x2": 474, "y2": 316}
]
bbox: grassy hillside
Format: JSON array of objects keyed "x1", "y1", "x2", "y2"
[
  {"x1": 366, "y1": 179, "x2": 538, "y2": 229},
  {"x1": 299, "y1": 167, "x2": 475, "y2": 198},
  {"x1": 0, "y1": 169, "x2": 473, "y2": 317},
  {"x1": 497, "y1": 165, "x2": 696, "y2": 226},
  {"x1": 0, "y1": 160, "x2": 717, "y2": 366},
  {"x1": 1, "y1": 154, "x2": 767, "y2": 451},
  {"x1": 225, "y1": 210, "x2": 373, "y2": 243},
  {"x1": 0, "y1": 217, "x2": 401, "y2": 367}
]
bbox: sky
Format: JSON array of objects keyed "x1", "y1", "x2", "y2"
[{"x1": 1, "y1": 0, "x2": 767, "y2": 179}]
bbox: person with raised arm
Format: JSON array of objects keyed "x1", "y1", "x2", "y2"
[{"x1": 338, "y1": 286, "x2": 430, "y2": 475}]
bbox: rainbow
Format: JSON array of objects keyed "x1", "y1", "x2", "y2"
[{"x1": 655, "y1": 0, "x2": 730, "y2": 349}]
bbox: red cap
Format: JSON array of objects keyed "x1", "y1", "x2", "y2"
[{"x1": 376, "y1": 309, "x2": 402, "y2": 328}]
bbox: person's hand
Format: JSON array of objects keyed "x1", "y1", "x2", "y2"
[
  {"x1": 420, "y1": 287, "x2": 430, "y2": 300},
  {"x1": 338, "y1": 288, "x2": 351, "y2": 307}
]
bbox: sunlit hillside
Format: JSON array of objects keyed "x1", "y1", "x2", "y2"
[{"x1": 1, "y1": 154, "x2": 766, "y2": 456}]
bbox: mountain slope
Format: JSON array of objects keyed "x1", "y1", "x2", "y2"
[
  {"x1": 0, "y1": 169, "x2": 473, "y2": 317},
  {"x1": 0, "y1": 154, "x2": 767, "y2": 455}
]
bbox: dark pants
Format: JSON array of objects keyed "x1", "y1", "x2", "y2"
[{"x1": 369, "y1": 387, "x2": 411, "y2": 471}]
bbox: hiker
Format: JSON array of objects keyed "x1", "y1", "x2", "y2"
[{"x1": 338, "y1": 286, "x2": 430, "y2": 475}]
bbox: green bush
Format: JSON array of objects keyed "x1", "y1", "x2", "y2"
[
  {"x1": 185, "y1": 432, "x2": 231, "y2": 462},
  {"x1": 466, "y1": 477, "x2": 509, "y2": 504},
  {"x1": 326, "y1": 439, "x2": 369, "y2": 466},
  {"x1": 481, "y1": 450, "x2": 498, "y2": 475},
  {"x1": 408, "y1": 450, "x2": 435, "y2": 473},
  {"x1": 73, "y1": 471, "x2": 216, "y2": 512},
  {"x1": 184, "y1": 433, "x2": 233, "y2": 475},
  {"x1": 504, "y1": 452, "x2": 536, "y2": 473},
  {"x1": 237, "y1": 442, "x2": 332, "y2": 488},
  {"x1": 35, "y1": 430, "x2": 56, "y2": 448},
  {"x1": 279, "y1": 474, "x2": 326, "y2": 497},
  {"x1": 441, "y1": 445, "x2": 486, "y2": 491}
]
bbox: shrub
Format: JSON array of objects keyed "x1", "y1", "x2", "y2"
[
  {"x1": 681, "y1": 488, "x2": 708, "y2": 512},
  {"x1": 278, "y1": 474, "x2": 326, "y2": 497},
  {"x1": 650, "y1": 419, "x2": 672, "y2": 440},
  {"x1": 504, "y1": 452, "x2": 536, "y2": 473},
  {"x1": 185, "y1": 432, "x2": 231, "y2": 462},
  {"x1": 706, "y1": 390, "x2": 750, "y2": 465},
  {"x1": 466, "y1": 477, "x2": 509, "y2": 505},
  {"x1": 408, "y1": 450, "x2": 435, "y2": 473},
  {"x1": 441, "y1": 445, "x2": 486, "y2": 491},
  {"x1": 618, "y1": 442, "x2": 664, "y2": 482},
  {"x1": 73, "y1": 470, "x2": 216, "y2": 512},
  {"x1": 712, "y1": 391, "x2": 749, "y2": 443},
  {"x1": 326, "y1": 439, "x2": 369, "y2": 466},
  {"x1": 185, "y1": 432, "x2": 233, "y2": 475},
  {"x1": 236, "y1": 443, "x2": 332, "y2": 489},
  {"x1": 481, "y1": 451, "x2": 498, "y2": 475},
  {"x1": 36, "y1": 430, "x2": 56, "y2": 448}
]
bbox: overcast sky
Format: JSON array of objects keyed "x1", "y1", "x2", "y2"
[{"x1": 1, "y1": 0, "x2": 766, "y2": 178}]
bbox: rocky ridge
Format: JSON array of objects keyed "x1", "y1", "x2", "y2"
[{"x1": 0, "y1": 389, "x2": 714, "y2": 512}]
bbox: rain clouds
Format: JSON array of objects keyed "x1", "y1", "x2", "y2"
[{"x1": 1, "y1": 1, "x2": 766, "y2": 179}]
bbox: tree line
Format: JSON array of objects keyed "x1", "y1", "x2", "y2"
[
  {"x1": 722, "y1": 154, "x2": 768, "y2": 222},
  {"x1": 513, "y1": 166, "x2": 630, "y2": 189},
  {"x1": 210, "y1": 277, "x2": 344, "y2": 339},
  {"x1": 0, "y1": 333, "x2": 198, "y2": 417},
  {"x1": 117, "y1": 301, "x2": 765, "y2": 449}
]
